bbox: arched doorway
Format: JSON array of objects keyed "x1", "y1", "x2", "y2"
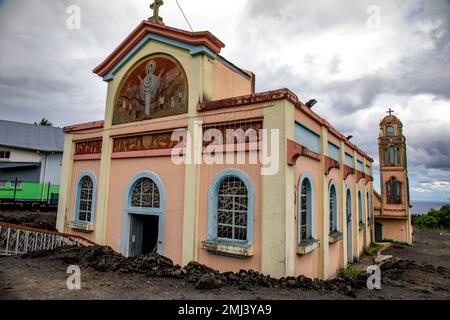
[
  {"x1": 122, "y1": 173, "x2": 164, "y2": 257},
  {"x1": 346, "y1": 188, "x2": 353, "y2": 264}
]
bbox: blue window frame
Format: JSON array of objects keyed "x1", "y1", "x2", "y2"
[
  {"x1": 298, "y1": 173, "x2": 314, "y2": 243},
  {"x1": 120, "y1": 172, "x2": 165, "y2": 256},
  {"x1": 389, "y1": 145, "x2": 395, "y2": 165},
  {"x1": 207, "y1": 169, "x2": 254, "y2": 246},
  {"x1": 73, "y1": 172, "x2": 96, "y2": 224},
  {"x1": 346, "y1": 189, "x2": 352, "y2": 219},
  {"x1": 329, "y1": 182, "x2": 338, "y2": 233},
  {"x1": 346, "y1": 187, "x2": 353, "y2": 262},
  {"x1": 366, "y1": 191, "x2": 371, "y2": 221},
  {"x1": 358, "y1": 190, "x2": 363, "y2": 224}
]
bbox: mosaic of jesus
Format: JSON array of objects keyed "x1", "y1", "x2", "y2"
[{"x1": 113, "y1": 54, "x2": 188, "y2": 124}]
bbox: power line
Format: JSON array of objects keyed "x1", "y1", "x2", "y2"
[{"x1": 174, "y1": 0, "x2": 194, "y2": 32}]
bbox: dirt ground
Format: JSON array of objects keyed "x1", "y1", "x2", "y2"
[
  {"x1": 0, "y1": 209, "x2": 57, "y2": 231},
  {"x1": 1, "y1": 229, "x2": 449, "y2": 300}
]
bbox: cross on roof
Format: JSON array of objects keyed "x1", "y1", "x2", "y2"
[
  {"x1": 386, "y1": 108, "x2": 394, "y2": 116},
  {"x1": 149, "y1": 0, "x2": 164, "y2": 25}
]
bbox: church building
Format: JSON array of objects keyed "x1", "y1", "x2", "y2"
[
  {"x1": 56, "y1": 2, "x2": 377, "y2": 280},
  {"x1": 373, "y1": 111, "x2": 413, "y2": 244}
]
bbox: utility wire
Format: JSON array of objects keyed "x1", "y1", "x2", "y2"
[{"x1": 174, "y1": 0, "x2": 194, "y2": 32}]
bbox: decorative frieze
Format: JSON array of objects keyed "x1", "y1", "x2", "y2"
[
  {"x1": 113, "y1": 131, "x2": 185, "y2": 153},
  {"x1": 74, "y1": 139, "x2": 103, "y2": 155},
  {"x1": 203, "y1": 121, "x2": 263, "y2": 146}
]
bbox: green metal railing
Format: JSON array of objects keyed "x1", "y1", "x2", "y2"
[{"x1": 0, "y1": 178, "x2": 59, "y2": 205}]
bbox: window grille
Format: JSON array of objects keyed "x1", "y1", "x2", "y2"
[
  {"x1": 217, "y1": 176, "x2": 248, "y2": 241},
  {"x1": 78, "y1": 176, "x2": 93, "y2": 222},
  {"x1": 131, "y1": 178, "x2": 160, "y2": 208}
]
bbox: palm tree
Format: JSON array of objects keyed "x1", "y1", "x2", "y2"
[{"x1": 34, "y1": 118, "x2": 53, "y2": 126}]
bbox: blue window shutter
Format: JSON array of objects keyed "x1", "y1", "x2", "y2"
[
  {"x1": 328, "y1": 142, "x2": 340, "y2": 161},
  {"x1": 295, "y1": 123, "x2": 320, "y2": 153}
]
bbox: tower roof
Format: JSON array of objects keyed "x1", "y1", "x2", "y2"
[{"x1": 379, "y1": 110, "x2": 403, "y2": 127}]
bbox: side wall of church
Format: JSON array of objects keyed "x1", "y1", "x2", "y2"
[
  {"x1": 212, "y1": 59, "x2": 253, "y2": 101},
  {"x1": 65, "y1": 159, "x2": 101, "y2": 243}
]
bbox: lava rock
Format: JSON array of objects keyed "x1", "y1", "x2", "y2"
[{"x1": 195, "y1": 273, "x2": 222, "y2": 290}]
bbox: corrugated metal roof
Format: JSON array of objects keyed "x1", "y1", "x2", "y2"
[
  {"x1": 0, "y1": 162, "x2": 40, "y2": 170},
  {"x1": 0, "y1": 120, "x2": 64, "y2": 152}
]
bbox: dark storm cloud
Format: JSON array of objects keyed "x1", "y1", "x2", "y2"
[{"x1": 237, "y1": 0, "x2": 450, "y2": 198}]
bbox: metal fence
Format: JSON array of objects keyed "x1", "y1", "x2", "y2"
[{"x1": 0, "y1": 222, "x2": 94, "y2": 256}]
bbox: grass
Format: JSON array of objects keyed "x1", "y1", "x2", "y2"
[
  {"x1": 366, "y1": 242, "x2": 383, "y2": 255},
  {"x1": 340, "y1": 267, "x2": 362, "y2": 278},
  {"x1": 381, "y1": 239, "x2": 412, "y2": 247}
]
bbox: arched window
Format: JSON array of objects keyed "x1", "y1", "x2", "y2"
[
  {"x1": 396, "y1": 147, "x2": 401, "y2": 165},
  {"x1": 130, "y1": 178, "x2": 160, "y2": 209},
  {"x1": 217, "y1": 177, "x2": 248, "y2": 241},
  {"x1": 358, "y1": 191, "x2": 363, "y2": 225},
  {"x1": 386, "y1": 125, "x2": 394, "y2": 137},
  {"x1": 74, "y1": 173, "x2": 96, "y2": 223},
  {"x1": 389, "y1": 145, "x2": 395, "y2": 165},
  {"x1": 386, "y1": 177, "x2": 402, "y2": 204},
  {"x1": 346, "y1": 187, "x2": 353, "y2": 263},
  {"x1": 346, "y1": 189, "x2": 352, "y2": 220},
  {"x1": 384, "y1": 148, "x2": 388, "y2": 165},
  {"x1": 366, "y1": 192, "x2": 371, "y2": 221},
  {"x1": 207, "y1": 170, "x2": 254, "y2": 245},
  {"x1": 299, "y1": 175, "x2": 313, "y2": 242},
  {"x1": 329, "y1": 184, "x2": 337, "y2": 233}
]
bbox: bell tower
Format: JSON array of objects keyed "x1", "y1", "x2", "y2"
[{"x1": 374, "y1": 108, "x2": 412, "y2": 244}]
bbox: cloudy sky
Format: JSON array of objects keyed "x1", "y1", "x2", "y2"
[{"x1": 0, "y1": 0, "x2": 449, "y2": 203}]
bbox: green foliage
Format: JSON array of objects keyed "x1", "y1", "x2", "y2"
[
  {"x1": 412, "y1": 204, "x2": 450, "y2": 230},
  {"x1": 34, "y1": 118, "x2": 53, "y2": 126},
  {"x1": 340, "y1": 267, "x2": 362, "y2": 278},
  {"x1": 366, "y1": 242, "x2": 383, "y2": 255}
]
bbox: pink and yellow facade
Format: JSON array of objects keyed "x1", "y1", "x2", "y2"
[{"x1": 56, "y1": 20, "x2": 375, "y2": 280}]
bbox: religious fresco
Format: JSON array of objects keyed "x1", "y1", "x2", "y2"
[
  {"x1": 74, "y1": 140, "x2": 103, "y2": 155},
  {"x1": 113, "y1": 131, "x2": 186, "y2": 153},
  {"x1": 113, "y1": 54, "x2": 188, "y2": 125}
]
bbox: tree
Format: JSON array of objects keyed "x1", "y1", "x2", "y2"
[
  {"x1": 34, "y1": 118, "x2": 53, "y2": 126},
  {"x1": 412, "y1": 204, "x2": 450, "y2": 230}
]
